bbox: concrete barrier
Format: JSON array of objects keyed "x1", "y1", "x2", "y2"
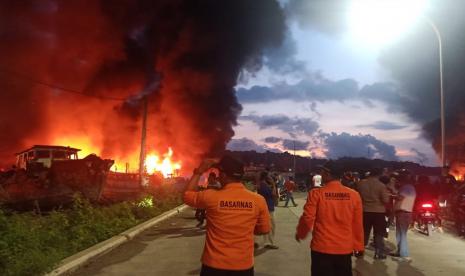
[{"x1": 46, "y1": 204, "x2": 189, "y2": 276}]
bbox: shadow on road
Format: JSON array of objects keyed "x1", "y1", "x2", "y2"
[
  {"x1": 354, "y1": 258, "x2": 389, "y2": 276},
  {"x1": 71, "y1": 240, "x2": 149, "y2": 276},
  {"x1": 187, "y1": 267, "x2": 201, "y2": 275},
  {"x1": 141, "y1": 226, "x2": 206, "y2": 240},
  {"x1": 395, "y1": 260, "x2": 425, "y2": 276}
]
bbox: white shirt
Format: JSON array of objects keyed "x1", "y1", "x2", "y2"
[
  {"x1": 395, "y1": 184, "x2": 416, "y2": 212},
  {"x1": 312, "y1": 174, "x2": 322, "y2": 187}
]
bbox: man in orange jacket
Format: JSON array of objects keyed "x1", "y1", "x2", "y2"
[
  {"x1": 184, "y1": 156, "x2": 271, "y2": 276},
  {"x1": 296, "y1": 164, "x2": 364, "y2": 276}
]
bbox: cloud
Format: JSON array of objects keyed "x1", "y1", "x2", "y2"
[
  {"x1": 263, "y1": 136, "x2": 309, "y2": 150},
  {"x1": 226, "y1": 138, "x2": 280, "y2": 153},
  {"x1": 264, "y1": 136, "x2": 282, "y2": 143},
  {"x1": 323, "y1": 132, "x2": 398, "y2": 161},
  {"x1": 282, "y1": 139, "x2": 309, "y2": 150},
  {"x1": 236, "y1": 75, "x2": 359, "y2": 103},
  {"x1": 357, "y1": 121, "x2": 407, "y2": 130},
  {"x1": 240, "y1": 114, "x2": 319, "y2": 136}
]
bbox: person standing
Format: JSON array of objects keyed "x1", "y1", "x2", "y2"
[
  {"x1": 356, "y1": 167, "x2": 391, "y2": 259},
  {"x1": 312, "y1": 173, "x2": 322, "y2": 188},
  {"x1": 296, "y1": 164, "x2": 364, "y2": 276},
  {"x1": 391, "y1": 170, "x2": 416, "y2": 262},
  {"x1": 284, "y1": 176, "x2": 298, "y2": 207},
  {"x1": 184, "y1": 156, "x2": 271, "y2": 276},
  {"x1": 341, "y1": 171, "x2": 356, "y2": 190},
  {"x1": 257, "y1": 172, "x2": 279, "y2": 249}
]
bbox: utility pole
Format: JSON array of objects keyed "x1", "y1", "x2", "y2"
[
  {"x1": 293, "y1": 140, "x2": 296, "y2": 179},
  {"x1": 139, "y1": 96, "x2": 148, "y2": 186}
]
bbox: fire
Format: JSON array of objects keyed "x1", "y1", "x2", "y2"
[
  {"x1": 51, "y1": 136, "x2": 181, "y2": 177},
  {"x1": 450, "y1": 162, "x2": 465, "y2": 181},
  {"x1": 145, "y1": 148, "x2": 181, "y2": 177},
  {"x1": 52, "y1": 136, "x2": 101, "y2": 158}
]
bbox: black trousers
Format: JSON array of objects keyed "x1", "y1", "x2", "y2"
[
  {"x1": 363, "y1": 212, "x2": 386, "y2": 255},
  {"x1": 311, "y1": 251, "x2": 352, "y2": 276},
  {"x1": 200, "y1": 265, "x2": 254, "y2": 276}
]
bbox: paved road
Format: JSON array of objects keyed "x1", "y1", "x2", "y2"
[{"x1": 72, "y1": 193, "x2": 465, "y2": 276}]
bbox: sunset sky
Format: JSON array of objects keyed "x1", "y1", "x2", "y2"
[{"x1": 228, "y1": 0, "x2": 446, "y2": 166}]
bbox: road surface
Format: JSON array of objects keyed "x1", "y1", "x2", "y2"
[{"x1": 72, "y1": 192, "x2": 465, "y2": 276}]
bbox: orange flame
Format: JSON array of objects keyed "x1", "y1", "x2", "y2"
[
  {"x1": 51, "y1": 137, "x2": 181, "y2": 177},
  {"x1": 145, "y1": 148, "x2": 181, "y2": 177},
  {"x1": 450, "y1": 163, "x2": 465, "y2": 181}
]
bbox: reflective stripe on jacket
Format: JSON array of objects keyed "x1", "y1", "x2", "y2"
[
  {"x1": 297, "y1": 180, "x2": 364, "y2": 254},
  {"x1": 184, "y1": 182, "x2": 270, "y2": 270}
]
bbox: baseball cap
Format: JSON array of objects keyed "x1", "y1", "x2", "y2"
[{"x1": 213, "y1": 155, "x2": 244, "y2": 178}]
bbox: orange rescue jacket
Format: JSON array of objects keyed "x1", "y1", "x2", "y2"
[
  {"x1": 184, "y1": 182, "x2": 270, "y2": 270},
  {"x1": 296, "y1": 180, "x2": 364, "y2": 254}
]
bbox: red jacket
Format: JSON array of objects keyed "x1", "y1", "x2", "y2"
[
  {"x1": 296, "y1": 180, "x2": 364, "y2": 254},
  {"x1": 285, "y1": 180, "x2": 296, "y2": 192}
]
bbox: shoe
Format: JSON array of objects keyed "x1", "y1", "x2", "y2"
[
  {"x1": 254, "y1": 243, "x2": 259, "y2": 249},
  {"x1": 294, "y1": 204, "x2": 298, "y2": 207},
  {"x1": 196, "y1": 222, "x2": 204, "y2": 228},
  {"x1": 374, "y1": 254, "x2": 387, "y2": 260},
  {"x1": 389, "y1": 253, "x2": 401, "y2": 257},
  {"x1": 354, "y1": 251, "x2": 364, "y2": 258},
  {"x1": 264, "y1": 244, "x2": 279, "y2": 249},
  {"x1": 399, "y1": 257, "x2": 412, "y2": 262}
]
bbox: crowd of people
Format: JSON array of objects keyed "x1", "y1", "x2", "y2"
[{"x1": 183, "y1": 155, "x2": 460, "y2": 276}]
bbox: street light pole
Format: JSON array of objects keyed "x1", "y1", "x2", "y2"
[
  {"x1": 139, "y1": 96, "x2": 148, "y2": 186},
  {"x1": 425, "y1": 18, "x2": 446, "y2": 170}
]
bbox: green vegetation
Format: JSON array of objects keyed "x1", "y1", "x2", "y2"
[{"x1": 0, "y1": 185, "x2": 183, "y2": 276}]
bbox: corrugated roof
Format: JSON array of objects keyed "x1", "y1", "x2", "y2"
[{"x1": 16, "y1": 145, "x2": 81, "y2": 155}]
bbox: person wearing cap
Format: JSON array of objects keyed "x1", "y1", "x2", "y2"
[
  {"x1": 355, "y1": 167, "x2": 391, "y2": 259},
  {"x1": 184, "y1": 156, "x2": 271, "y2": 276},
  {"x1": 296, "y1": 163, "x2": 364, "y2": 276}
]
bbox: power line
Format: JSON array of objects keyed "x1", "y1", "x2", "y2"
[{"x1": 0, "y1": 68, "x2": 128, "y2": 101}]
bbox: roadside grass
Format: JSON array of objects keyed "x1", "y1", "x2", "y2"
[{"x1": 0, "y1": 185, "x2": 183, "y2": 276}]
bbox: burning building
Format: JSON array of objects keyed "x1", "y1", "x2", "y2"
[{"x1": 0, "y1": 0, "x2": 286, "y2": 173}]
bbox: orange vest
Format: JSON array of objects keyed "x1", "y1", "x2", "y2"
[
  {"x1": 184, "y1": 182, "x2": 270, "y2": 270},
  {"x1": 296, "y1": 180, "x2": 364, "y2": 254}
]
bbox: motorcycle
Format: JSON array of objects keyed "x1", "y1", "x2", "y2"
[
  {"x1": 278, "y1": 187, "x2": 288, "y2": 201},
  {"x1": 455, "y1": 194, "x2": 465, "y2": 236},
  {"x1": 414, "y1": 202, "x2": 439, "y2": 236},
  {"x1": 298, "y1": 181, "x2": 308, "y2": 192}
]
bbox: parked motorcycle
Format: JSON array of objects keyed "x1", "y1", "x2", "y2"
[
  {"x1": 298, "y1": 181, "x2": 308, "y2": 192},
  {"x1": 455, "y1": 191, "x2": 465, "y2": 236},
  {"x1": 414, "y1": 202, "x2": 439, "y2": 236}
]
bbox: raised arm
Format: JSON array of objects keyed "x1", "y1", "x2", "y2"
[{"x1": 184, "y1": 159, "x2": 218, "y2": 208}]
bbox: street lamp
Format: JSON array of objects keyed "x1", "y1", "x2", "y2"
[{"x1": 348, "y1": 0, "x2": 446, "y2": 168}]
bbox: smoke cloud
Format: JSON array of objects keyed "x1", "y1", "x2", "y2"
[
  {"x1": 283, "y1": 0, "x2": 465, "y2": 165},
  {"x1": 323, "y1": 132, "x2": 398, "y2": 161},
  {"x1": 0, "y1": 0, "x2": 286, "y2": 170},
  {"x1": 377, "y1": 0, "x2": 465, "y2": 165}
]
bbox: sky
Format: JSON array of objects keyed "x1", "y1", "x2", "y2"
[{"x1": 228, "y1": 0, "x2": 441, "y2": 166}]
